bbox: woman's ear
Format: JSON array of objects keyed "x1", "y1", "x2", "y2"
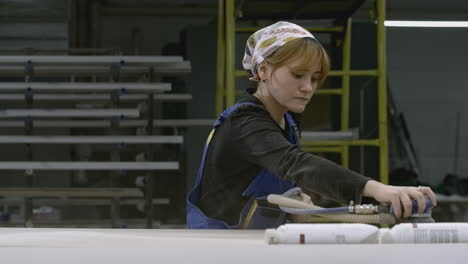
[{"x1": 258, "y1": 62, "x2": 269, "y2": 81}]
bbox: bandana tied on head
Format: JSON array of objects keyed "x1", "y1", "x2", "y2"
[{"x1": 242, "y1": 21, "x2": 316, "y2": 81}]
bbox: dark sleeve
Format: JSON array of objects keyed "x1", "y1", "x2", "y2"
[{"x1": 228, "y1": 108, "x2": 372, "y2": 204}]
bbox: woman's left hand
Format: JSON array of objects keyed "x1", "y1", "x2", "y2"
[{"x1": 362, "y1": 180, "x2": 437, "y2": 218}]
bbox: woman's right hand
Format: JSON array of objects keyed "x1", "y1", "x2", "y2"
[{"x1": 362, "y1": 180, "x2": 437, "y2": 219}]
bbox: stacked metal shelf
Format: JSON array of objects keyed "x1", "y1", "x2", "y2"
[{"x1": 0, "y1": 55, "x2": 193, "y2": 228}]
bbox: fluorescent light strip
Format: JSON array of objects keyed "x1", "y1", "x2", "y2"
[{"x1": 385, "y1": 21, "x2": 468, "y2": 28}]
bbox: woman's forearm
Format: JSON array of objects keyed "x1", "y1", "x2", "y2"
[{"x1": 362, "y1": 180, "x2": 385, "y2": 198}]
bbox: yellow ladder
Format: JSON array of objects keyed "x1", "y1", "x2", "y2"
[{"x1": 216, "y1": 0, "x2": 388, "y2": 184}]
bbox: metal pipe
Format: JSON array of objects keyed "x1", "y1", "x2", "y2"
[
  {"x1": 301, "y1": 129, "x2": 359, "y2": 141},
  {"x1": 216, "y1": 0, "x2": 226, "y2": 115},
  {"x1": 301, "y1": 139, "x2": 381, "y2": 147},
  {"x1": 0, "y1": 188, "x2": 142, "y2": 198},
  {"x1": 0, "y1": 82, "x2": 171, "y2": 93},
  {"x1": 327, "y1": 70, "x2": 378, "y2": 76},
  {"x1": 0, "y1": 119, "x2": 214, "y2": 128},
  {"x1": 341, "y1": 18, "x2": 352, "y2": 131},
  {"x1": 0, "y1": 136, "x2": 183, "y2": 144},
  {"x1": 302, "y1": 147, "x2": 343, "y2": 153},
  {"x1": 0, "y1": 63, "x2": 191, "y2": 77},
  {"x1": 0, "y1": 109, "x2": 139, "y2": 118},
  {"x1": 377, "y1": 0, "x2": 389, "y2": 184},
  {"x1": 453, "y1": 112, "x2": 461, "y2": 175},
  {"x1": 342, "y1": 145, "x2": 349, "y2": 168},
  {"x1": 0, "y1": 198, "x2": 170, "y2": 206},
  {"x1": 0, "y1": 94, "x2": 192, "y2": 101},
  {"x1": 0, "y1": 56, "x2": 183, "y2": 65},
  {"x1": 225, "y1": 0, "x2": 236, "y2": 107},
  {"x1": 0, "y1": 162, "x2": 179, "y2": 170}
]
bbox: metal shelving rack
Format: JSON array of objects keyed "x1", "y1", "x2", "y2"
[
  {"x1": 216, "y1": 0, "x2": 389, "y2": 184},
  {"x1": 0, "y1": 54, "x2": 191, "y2": 228}
]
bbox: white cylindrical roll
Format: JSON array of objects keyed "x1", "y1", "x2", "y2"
[
  {"x1": 265, "y1": 224, "x2": 379, "y2": 245},
  {"x1": 381, "y1": 223, "x2": 468, "y2": 243}
]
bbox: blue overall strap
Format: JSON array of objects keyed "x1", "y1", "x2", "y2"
[
  {"x1": 186, "y1": 102, "x2": 257, "y2": 229},
  {"x1": 285, "y1": 112, "x2": 299, "y2": 144},
  {"x1": 238, "y1": 112, "x2": 299, "y2": 229}
]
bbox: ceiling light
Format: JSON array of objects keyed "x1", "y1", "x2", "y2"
[{"x1": 384, "y1": 21, "x2": 468, "y2": 28}]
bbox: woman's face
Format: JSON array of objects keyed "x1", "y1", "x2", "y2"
[{"x1": 266, "y1": 60, "x2": 322, "y2": 113}]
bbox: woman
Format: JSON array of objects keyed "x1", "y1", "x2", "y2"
[{"x1": 187, "y1": 21, "x2": 436, "y2": 229}]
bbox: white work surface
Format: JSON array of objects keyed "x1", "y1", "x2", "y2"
[{"x1": 0, "y1": 228, "x2": 467, "y2": 264}]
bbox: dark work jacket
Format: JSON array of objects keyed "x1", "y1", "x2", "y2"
[{"x1": 197, "y1": 92, "x2": 371, "y2": 226}]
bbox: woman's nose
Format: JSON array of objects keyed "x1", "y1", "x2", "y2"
[{"x1": 301, "y1": 80, "x2": 315, "y2": 93}]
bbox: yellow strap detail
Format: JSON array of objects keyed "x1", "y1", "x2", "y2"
[
  {"x1": 206, "y1": 129, "x2": 215, "y2": 144},
  {"x1": 242, "y1": 200, "x2": 258, "y2": 229}
]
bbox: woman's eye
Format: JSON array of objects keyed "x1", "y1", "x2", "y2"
[{"x1": 293, "y1": 73, "x2": 303, "y2": 78}]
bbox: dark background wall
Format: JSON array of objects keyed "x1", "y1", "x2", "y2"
[{"x1": 387, "y1": 27, "x2": 468, "y2": 185}]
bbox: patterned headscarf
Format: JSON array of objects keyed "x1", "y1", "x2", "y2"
[{"x1": 242, "y1": 21, "x2": 316, "y2": 81}]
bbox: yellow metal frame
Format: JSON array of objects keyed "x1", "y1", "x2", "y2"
[
  {"x1": 377, "y1": 0, "x2": 389, "y2": 184},
  {"x1": 215, "y1": 0, "x2": 225, "y2": 115},
  {"x1": 225, "y1": 0, "x2": 236, "y2": 108},
  {"x1": 216, "y1": 0, "x2": 389, "y2": 183}
]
